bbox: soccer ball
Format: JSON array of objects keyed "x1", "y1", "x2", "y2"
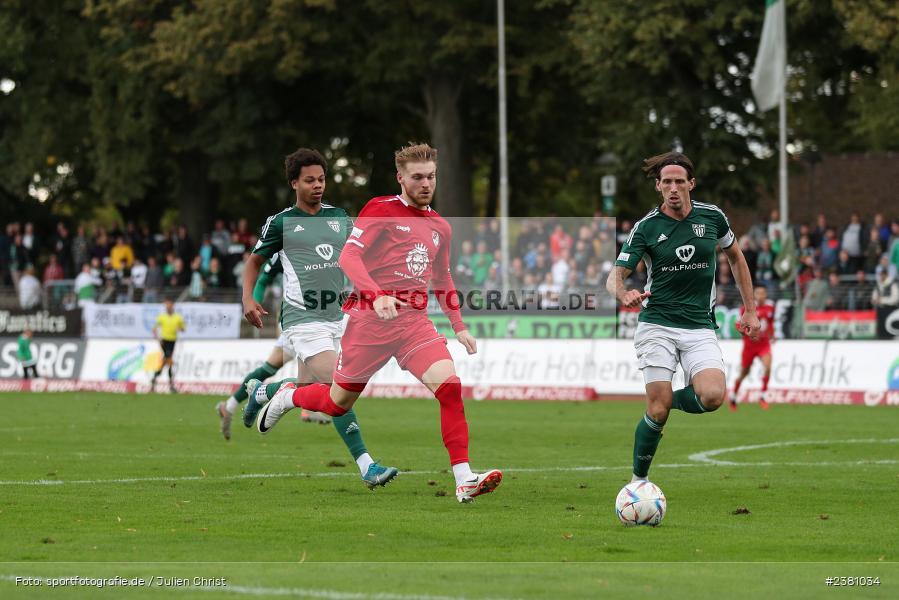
[{"x1": 615, "y1": 480, "x2": 666, "y2": 526}]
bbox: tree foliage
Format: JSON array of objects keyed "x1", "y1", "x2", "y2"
[{"x1": 0, "y1": 0, "x2": 895, "y2": 230}]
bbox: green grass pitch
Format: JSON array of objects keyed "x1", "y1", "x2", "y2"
[{"x1": 0, "y1": 392, "x2": 896, "y2": 599}]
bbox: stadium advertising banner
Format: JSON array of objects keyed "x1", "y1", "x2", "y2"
[
  {"x1": 0, "y1": 337, "x2": 86, "y2": 380},
  {"x1": 64, "y1": 338, "x2": 899, "y2": 406},
  {"x1": 0, "y1": 308, "x2": 81, "y2": 337},
  {"x1": 79, "y1": 339, "x2": 275, "y2": 388},
  {"x1": 875, "y1": 306, "x2": 899, "y2": 340},
  {"x1": 359, "y1": 339, "x2": 899, "y2": 405},
  {"x1": 802, "y1": 310, "x2": 876, "y2": 340},
  {"x1": 82, "y1": 302, "x2": 241, "y2": 339},
  {"x1": 431, "y1": 315, "x2": 616, "y2": 339}
]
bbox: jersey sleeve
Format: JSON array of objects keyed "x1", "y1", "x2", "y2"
[
  {"x1": 344, "y1": 203, "x2": 387, "y2": 252},
  {"x1": 716, "y1": 209, "x2": 736, "y2": 249},
  {"x1": 344, "y1": 214, "x2": 354, "y2": 242},
  {"x1": 430, "y1": 224, "x2": 466, "y2": 333},
  {"x1": 253, "y1": 212, "x2": 284, "y2": 259},
  {"x1": 339, "y1": 203, "x2": 388, "y2": 297},
  {"x1": 615, "y1": 225, "x2": 647, "y2": 271}
]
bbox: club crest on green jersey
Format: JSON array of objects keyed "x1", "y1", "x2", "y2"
[
  {"x1": 692, "y1": 223, "x2": 706, "y2": 237},
  {"x1": 327, "y1": 220, "x2": 341, "y2": 232}
]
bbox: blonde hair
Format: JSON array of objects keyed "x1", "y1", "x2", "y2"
[{"x1": 394, "y1": 142, "x2": 438, "y2": 171}]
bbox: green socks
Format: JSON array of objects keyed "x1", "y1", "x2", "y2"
[
  {"x1": 254, "y1": 378, "x2": 369, "y2": 464},
  {"x1": 671, "y1": 385, "x2": 707, "y2": 414},
  {"x1": 633, "y1": 413, "x2": 664, "y2": 478},
  {"x1": 332, "y1": 410, "x2": 367, "y2": 460},
  {"x1": 265, "y1": 378, "x2": 297, "y2": 400},
  {"x1": 233, "y1": 362, "x2": 279, "y2": 402}
]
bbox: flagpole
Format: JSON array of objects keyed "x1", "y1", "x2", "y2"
[
  {"x1": 497, "y1": 0, "x2": 510, "y2": 297},
  {"x1": 778, "y1": 1, "x2": 788, "y2": 237}
]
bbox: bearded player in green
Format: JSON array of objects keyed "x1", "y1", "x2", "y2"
[
  {"x1": 239, "y1": 147, "x2": 397, "y2": 490},
  {"x1": 607, "y1": 152, "x2": 760, "y2": 482}
]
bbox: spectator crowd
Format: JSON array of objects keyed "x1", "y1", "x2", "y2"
[
  {"x1": 453, "y1": 217, "x2": 616, "y2": 310},
  {"x1": 1, "y1": 219, "x2": 260, "y2": 309},
  {"x1": 4, "y1": 207, "x2": 898, "y2": 317}
]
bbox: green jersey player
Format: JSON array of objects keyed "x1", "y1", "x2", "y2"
[
  {"x1": 17, "y1": 329, "x2": 37, "y2": 379},
  {"x1": 239, "y1": 147, "x2": 397, "y2": 489},
  {"x1": 216, "y1": 254, "x2": 331, "y2": 441},
  {"x1": 607, "y1": 151, "x2": 760, "y2": 482}
]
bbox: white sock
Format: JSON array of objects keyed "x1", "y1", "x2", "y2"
[
  {"x1": 225, "y1": 397, "x2": 239, "y2": 415},
  {"x1": 452, "y1": 462, "x2": 474, "y2": 486},
  {"x1": 272, "y1": 387, "x2": 295, "y2": 411},
  {"x1": 257, "y1": 384, "x2": 272, "y2": 404},
  {"x1": 356, "y1": 453, "x2": 374, "y2": 475}
]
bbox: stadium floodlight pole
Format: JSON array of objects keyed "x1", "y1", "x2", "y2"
[
  {"x1": 497, "y1": 0, "x2": 510, "y2": 298},
  {"x1": 777, "y1": 2, "x2": 788, "y2": 238}
]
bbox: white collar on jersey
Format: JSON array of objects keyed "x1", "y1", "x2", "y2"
[{"x1": 396, "y1": 194, "x2": 432, "y2": 212}]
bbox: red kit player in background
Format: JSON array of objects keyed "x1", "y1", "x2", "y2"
[
  {"x1": 730, "y1": 284, "x2": 775, "y2": 411},
  {"x1": 245, "y1": 142, "x2": 503, "y2": 503}
]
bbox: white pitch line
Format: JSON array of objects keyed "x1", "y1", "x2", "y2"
[
  {"x1": 0, "y1": 575, "x2": 520, "y2": 600},
  {"x1": 688, "y1": 438, "x2": 899, "y2": 466},
  {"x1": 0, "y1": 453, "x2": 897, "y2": 487}
]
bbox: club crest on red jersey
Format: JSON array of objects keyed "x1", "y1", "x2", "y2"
[
  {"x1": 406, "y1": 243, "x2": 430, "y2": 277},
  {"x1": 432, "y1": 231, "x2": 440, "y2": 248}
]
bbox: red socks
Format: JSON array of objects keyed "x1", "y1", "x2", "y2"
[
  {"x1": 434, "y1": 376, "x2": 469, "y2": 465},
  {"x1": 290, "y1": 383, "x2": 348, "y2": 417},
  {"x1": 761, "y1": 374, "x2": 770, "y2": 392}
]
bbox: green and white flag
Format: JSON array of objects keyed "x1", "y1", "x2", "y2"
[{"x1": 750, "y1": 0, "x2": 786, "y2": 112}]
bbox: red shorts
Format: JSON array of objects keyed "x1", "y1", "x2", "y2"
[
  {"x1": 334, "y1": 315, "x2": 451, "y2": 390},
  {"x1": 741, "y1": 341, "x2": 771, "y2": 370}
]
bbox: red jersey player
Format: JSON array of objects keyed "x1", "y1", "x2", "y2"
[
  {"x1": 730, "y1": 284, "x2": 775, "y2": 411},
  {"x1": 244, "y1": 143, "x2": 502, "y2": 503}
]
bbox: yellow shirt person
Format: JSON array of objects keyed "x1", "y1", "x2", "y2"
[
  {"x1": 151, "y1": 299, "x2": 185, "y2": 393},
  {"x1": 109, "y1": 237, "x2": 135, "y2": 271},
  {"x1": 155, "y1": 311, "x2": 185, "y2": 342}
]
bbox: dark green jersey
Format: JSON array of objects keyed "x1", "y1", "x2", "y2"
[
  {"x1": 615, "y1": 201, "x2": 735, "y2": 329},
  {"x1": 253, "y1": 204, "x2": 351, "y2": 327}
]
